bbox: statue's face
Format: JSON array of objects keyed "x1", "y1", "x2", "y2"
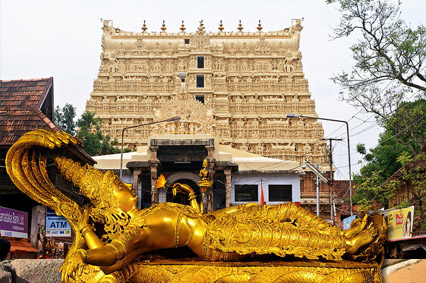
[{"x1": 115, "y1": 185, "x2": 138, "y2": 213}]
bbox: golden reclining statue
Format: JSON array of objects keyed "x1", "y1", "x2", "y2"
[{"x1": 6, "y1": 130, "x2": 387, "y2": 283}]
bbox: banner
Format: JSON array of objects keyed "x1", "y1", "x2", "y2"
[
  {"x1": 385, "y1": 206, "x2": 415, "y2": 240},
  {"x1": 0, "y1": 206, "x2": 28, "y2": 238},
  {"x1": 342, "y1": 215, "x2": 357, "y2": 230},
  {"x1": 46, "y1": 208, "x2": 71, "y2": 237}
]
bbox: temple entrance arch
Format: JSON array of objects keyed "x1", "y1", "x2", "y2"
[
  {"x1": 166, "y1": 171, "x2": 201, "y2": 185},
  {"x1": 158, "y1": 172, "x2": 202, "y2": 204},
  {"x1": 166, "y1": 179, "x2": 201, "y2": 205}
]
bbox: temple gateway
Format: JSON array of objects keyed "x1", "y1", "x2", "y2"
[{"x1": 86, "y1": 20, "x2": 346, "y2": 223}]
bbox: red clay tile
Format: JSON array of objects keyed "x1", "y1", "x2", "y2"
[{"x1": 0, "y1": 78, "x2": 59, "y2": 145}]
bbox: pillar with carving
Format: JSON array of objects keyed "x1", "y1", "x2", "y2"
[
  {"x1": 224, "y1": 169, "x2": 232, "y2": 207},
  {"x1": 149, "y1": 146, "x2": 160, "y2": 205},
  {"x1": 132, "y1": 169, "x2": 141, "y2": 208},
  {"x1": 205, "y1": 145, "x2": 215, "y2": 213}
]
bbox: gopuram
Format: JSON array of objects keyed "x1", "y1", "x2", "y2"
[
  {"x1": 86, "y1": 19, "x2": 326, "y2": 165},
  {"x1": 85, "y1": 20, "x2": 346, "y2": 222},
  {"x1": 6, "y1": 130, "x2": 387, "y2": 283}
]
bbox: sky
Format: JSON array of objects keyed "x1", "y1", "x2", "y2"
[{"x1": 0, "y1": 0, "x2": 424, "y2": 179}]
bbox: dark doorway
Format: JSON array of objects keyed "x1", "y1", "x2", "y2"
[{"x1": 167, "y1": 179, "x2": 201, "y2": 205}]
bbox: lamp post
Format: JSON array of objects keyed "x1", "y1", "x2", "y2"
[
  {"x1": 119, "y1": 116, "x2": 181, "y2": 179},
  {"x1": 302, "y1": 161, "x2": 328, "y2": 217},
  {"x1": 287, "y1": 114, "x2": 353, "y2": 216}
]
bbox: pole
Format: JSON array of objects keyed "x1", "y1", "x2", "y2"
[
  {"x1": 304, "y1": 161, "x2": 328, "y2": 217},
  {"x1": 316, "y1": 172, "x2": 320, "y2": 217},
  {"x1": 346, "y1": 122, "x2": 353, "y2": 215},
  {"x1": 287, "y1": 114, "x2": 353, "y2": 216},
  {"x1": 322, "y1": 137, "x2": 342, "y2": 224},
  {"x1": 120, "y1": 116, "x2": 181, "y2": 179}
]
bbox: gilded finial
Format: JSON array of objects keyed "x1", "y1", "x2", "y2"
[
  {"x1": 142, "y1": 20, "x2": 148, "y2": 32},
  {"x1": 218, "y1": 20, "x2": 224, "y2": 32},
  {"x1": 180, "y1": 20, "x2": 186, "y2": 32},
  {"x1": 237, "y1": 20, "x2": 243, "y2": 32},
  {"x1": 257, "y1": 20, "x2": 263, "y2": 31},
  {"x1": 161, "y1": 20, "x2": 167, "y2": 32}
]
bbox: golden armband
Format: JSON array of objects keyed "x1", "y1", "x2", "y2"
[
  {"x1": 188, "y1": 191, "x2": 197, "y2": 201},
  {"x1": 110, "y1": 240, "x2": 128, "y2": 261},
  {"x1": 80, "y1": 225, "x2": 95, "y2": 237},
  {"x1": 80, "y1": 249, "x2": 88, "y2": 263}
]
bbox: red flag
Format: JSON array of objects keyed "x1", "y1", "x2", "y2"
[{"x1": 260, "y1": 180, "x2": 266, "y2": 206}]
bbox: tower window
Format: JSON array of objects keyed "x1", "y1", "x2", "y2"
[
  {"x1": 196, "y1": 75, "x2": 204, "y2": 88},
  {"x1": 195, "y1": 95, "x2": 205, "y2": 104},
  {"x1": 197, "y1": 56, "x2": 204, "y2": 68},
  {"x1": 184, "y1": 39, "x2": 190, "y2": 44}
]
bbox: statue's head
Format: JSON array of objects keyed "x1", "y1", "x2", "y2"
[
  {"x1": 114, "y1": 182, "x2": 138, "y2": 214},
  {"x1": 54, "y1": 157, "x2": 138, "y2": 214}
]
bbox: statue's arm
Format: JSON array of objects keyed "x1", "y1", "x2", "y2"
[
  {"x1": 172, "y1": 183, "x2": 200, "y2": 212},
  {"x1": 78, "y1": 210, "x2": 127, "y2": 268},
  {"x1": 84, "y1": 241, "x2": 126, "y2": 267}
]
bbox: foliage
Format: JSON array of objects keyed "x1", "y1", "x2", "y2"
[
  {"x1": 382, "y1": 153, "x2": 426, "y2": 231},
  {"x1": 326, "y1": 0, "x2": 426, "y2": 117},
  {"x1": 353, "y1": 132, "x2": 411, "y2": 208},
  {"x1": 76, "y1": 112, "x2": 121, "y2": 156},
  {"x1": 384, "y1": 100, "x2": 426, "y2": 155},
  {"x1": 54, "y1": 103, "x2": 77, "y2": 136},
  {"x1": 352, "y1": 99, "x2": 426, "y2": 209}
]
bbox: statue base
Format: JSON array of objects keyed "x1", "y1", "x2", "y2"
[{"x1": 124, "y1": 259, "x2": 382, "y2": 283}]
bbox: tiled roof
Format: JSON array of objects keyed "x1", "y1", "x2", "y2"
[
  {"x1": 5, "y1": 237, "x2": 38, "y2": 253},
  {"x1": 0, "y1": 105, "x2": 59, "y2": 145},
  {"x1": 0, "y1": 78, "x2": 59, "y2": 146},
  {"x1": 0, "y1": 78, "x2": 53, "y2": 108}
]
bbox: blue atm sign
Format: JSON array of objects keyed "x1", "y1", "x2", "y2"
[{"x1": 46, "y1": 208, "x2": 71, "y2": 237}]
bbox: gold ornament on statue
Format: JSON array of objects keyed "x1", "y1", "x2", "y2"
[{"x1": 6, "y1": 129, "x2": 387, "y2": 283}]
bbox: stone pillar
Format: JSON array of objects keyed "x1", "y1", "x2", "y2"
[
  {"x1": 30, "y1": 205, "x2": 46, "y2": 246},
  {"x1": 205, "y1": 145, "x2": 215, "y2": 213},
  {"x1": 133, "y1": 169, "x2": 141, "y2": 208},
  {"x1": 150, "y1": 146, "x2": 160, "y2": 205},
  {"x1": 224, "y1": 169, "x2": 232, "y2": 208}
]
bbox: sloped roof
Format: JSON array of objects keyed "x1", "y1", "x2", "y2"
[
  {"x1": 93, "y1": 144, "x2": 302, "y2": 174},
  {"x1": 383, "y1": 152, "x2": 426, "y2": 185},
  {"x1": 0, "y1": 105, "x2": 59, "y2": 146},
  {"x1": 5, "y1": 237, "x2": 38, "y2": 253},
  {"x1": 0, "y1": 78, "x2": 53, "y2": 109},
  {"x1": 0, "y1": 78, "x2": 59, "y2": 146}
]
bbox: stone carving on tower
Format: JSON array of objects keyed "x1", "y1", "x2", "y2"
[
  {"x1": 151, "y1": 87, "x2": 216, "y2": 136},
  {"x1": 190, "y1": 21, "x2": 211, "y2": 51},
  {"x1": 86, "y1": 19, "x2": 328, "y2": 165}
]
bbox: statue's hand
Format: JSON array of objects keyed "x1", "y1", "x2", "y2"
[
  {"x1": 61, "y1": 249, "x2": 87, "y2": 283},
  {"x1": 172, "y1": 183, "x2": 193, "y2": 196},
  {"x1": 78, "y1": 209, "x2": 90, "y2": 232}
]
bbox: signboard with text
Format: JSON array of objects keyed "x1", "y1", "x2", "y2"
[
  {"x1": 342, "y1": 215, "x2": 357, "y2": 230},
  {"x1": 385, "y1": 206, "x2": 415, "y2": 240},
  {"x1": 46, "y1": 208, "x2": 71, "y2": 237},
  {"x1": 0, "y1": 206, "x2": 28, "y2": 238}
]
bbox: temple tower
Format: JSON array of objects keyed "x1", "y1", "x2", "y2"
[{"x1": 86, "y1": 19, "x2": 327, "y2": 165}]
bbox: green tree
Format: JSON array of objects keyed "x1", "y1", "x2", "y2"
[
  {"x1": 353, "y1": 132, "x2": 411, "y2": 208},
  {"x1": 384, "y1": 100, "x2": 426, "y2": 154},
  {"x1": 382, "y1": 153, "x2": 426, "y2": 230},
  {"x1": 54, "y1": 103, "x2": 77, "y2": 136},
  {"x1": 353, "y1": 100, "x2": 426, "y2": 208},
  {"x1": 326, "y1": 0, "x2": 426, "y2": 117},
  {"x1": 76, "y1": 112, "x2": 120, "y2": 156}
]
